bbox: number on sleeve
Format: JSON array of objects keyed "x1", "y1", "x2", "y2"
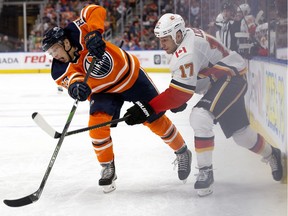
[{"x1": 179, "y1": 63, "x2": 193, "y2": 78}]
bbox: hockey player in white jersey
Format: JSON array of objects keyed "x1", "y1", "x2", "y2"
[{"x1": 124, "y1": 13, "x2": 285, "y2": 197}]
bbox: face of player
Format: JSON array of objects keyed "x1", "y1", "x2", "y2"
[
  {"x1": 235, "y1": 11, "x2": 244, "y2": 21},
  {"x1": 47, "y1": 40, "x2": 72, "y2": 63},
  {"x1": 222, "y1": 9, "x2": 233, "y2": 21},
  {"x1": 159, "y1": 35, "x2": 178, "y2": 54}
]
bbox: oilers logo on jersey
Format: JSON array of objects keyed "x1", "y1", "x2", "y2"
[{"x1": 84, "y1": 53, "x2": 113, "y2": 79}]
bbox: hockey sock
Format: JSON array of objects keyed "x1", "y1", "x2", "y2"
[
  {"x1": 144, "y1": 115, "x2": 185, "y2": 151},
  {"x1": 195, "y1": 136, "x2": 214, "y2": 168},
  {"x1": 89, "y1": 112, "x2": 114, "y2": 163},
  {"x1": 232, "y1": 126, "x2": 272, "y2": 158}
]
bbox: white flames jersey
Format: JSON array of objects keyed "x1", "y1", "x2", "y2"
[{"x1": 169, "y1": 28, "x2": 247, "y2": 95}]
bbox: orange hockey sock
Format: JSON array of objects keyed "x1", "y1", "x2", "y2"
[
  {"x1": 89, "y1": 112, "x2": 114, "y2": 163},
  {"x1": 144, "y1": 115, "x2": 185, "y2": 151}
]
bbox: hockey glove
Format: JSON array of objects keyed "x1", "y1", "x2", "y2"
[
  {"x1": 170, "y1": 103, "x2": 187, "y2": 113},
  {"x1": 124, "y1": 101, "x2": 155, "y2": 125},
  {"x1": 68, "y1": 81, "x2": 91, "y2": 101},
  {"x1": 84, "y1": 30, "x2": 106, "y2": 59}
]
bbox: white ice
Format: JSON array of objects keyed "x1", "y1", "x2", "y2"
[{"x1": 0, "y1": 73, "x2": 287, "y2": 216}]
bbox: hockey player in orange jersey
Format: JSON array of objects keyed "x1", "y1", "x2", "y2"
[
  {"x1": 42, "y1": 4, "x2": 192, "y2": 193},
  {"x1": 124, "y1": 13, "x2": 285, "y2": 196}
]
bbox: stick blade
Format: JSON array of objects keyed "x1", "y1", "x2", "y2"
[
  {"x1": 4, "y1": 193, "x2": 38, "y2": 207},
  {"x1": 32, "y1": 112, "x2": 57, "y2": 138}
]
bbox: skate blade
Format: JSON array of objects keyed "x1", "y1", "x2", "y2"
[
  {"x1": 102, "y1": 181, "x2": 116, "y2": 193},
  {"x1": 196, "y1": 186, "x2": 213, "y2": 197}
]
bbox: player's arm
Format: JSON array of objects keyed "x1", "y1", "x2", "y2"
[
  {"x1": 149, "y1": 80, "x2": 194, "y2": 114},
  {"x1": 81, "y1": 5, "x2": 106, "y2": 33},
  {"x1": 81, "y1": 5, "x2": 107, "y2": 59},
  {"x1": 124, "y1": 55, "x2": 199, "y2": 125},
  {"x1": 53, "y1": 62, "x2": 91, "y2": 102},
  {"x1": 148, "y1": 55, "x2": 197, "y2": 114},
  {"x1": 124, "y1": 82, "x2": 194, "y2": 125}
]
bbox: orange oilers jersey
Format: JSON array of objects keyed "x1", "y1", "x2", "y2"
[
  {"x1": 54, "y1": 43, "x2": 140, "y2": 94},
  {"x1": 51, "y1": 4, "x2": 141, "y2": 94}
]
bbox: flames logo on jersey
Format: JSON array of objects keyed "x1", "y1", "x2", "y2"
[{"x1": 84, "y1": 52, "x2": 113, "y2": 78}]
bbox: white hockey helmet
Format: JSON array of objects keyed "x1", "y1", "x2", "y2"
[
  {"x1": 216, "y1": 13, "x2": 224, "y2": 23},
  {"x1": 237, "y1": 3, "x2": 251, "y2": 16},
  {"x1": 215, "y1": 13, "x2": 224, "y2": 28},
  {"x1": 154, "y1": 13, "x2": 186, "y2": 44}
]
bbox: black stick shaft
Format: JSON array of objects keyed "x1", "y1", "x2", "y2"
[
  {"x1": 36, "y1": 56, "x2": 96, "y2": 199},
  {"x1": 54, "y1": 115, "x2": 130, "y2": 138},
  {"x1": 3, "y1": 56, "x2": 97, "y2": 207}
]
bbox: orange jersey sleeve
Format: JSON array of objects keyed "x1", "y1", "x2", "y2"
[
  {"x1": 68, "y1": 4, "x2": 106, "y2": 51},
  {"x1": 80, "y1": 4, "x2": 106, "y2": 34}
]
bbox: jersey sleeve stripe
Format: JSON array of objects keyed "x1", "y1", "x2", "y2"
[
  {"x1": 91, "y1": 49, "x2": 135, "y2": 93},
  {"x1": 170, "y1": 79, "x2": 195, "y2": 94},
  {"x1": 170, "y1": 83, "x2": 195, "y2": 94},
  {"x1": 81, "y1": 5, "x2": 97, "y2": 22},
  {"x1": 111, "y1": 51, "x2": 135, "y2": 92},
  {"x1": 69, "y1": 72, "x2": 83, "y2": 85},
  {"x1": 91, "y1": 50, "x2": 128, "y2": 92}
]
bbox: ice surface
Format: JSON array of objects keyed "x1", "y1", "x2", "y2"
[{"x1": 0, "y1": 73, "x2": 286, "y2": 216}]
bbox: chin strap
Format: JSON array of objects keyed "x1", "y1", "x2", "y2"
[
  {"x1": 65, "y1": 45, "x2": 73, "y2": 61},
  {"x1": 62, "y1": 41, "x2": 79, "y2": 62},
  {"x1": 66, "y1": 47, "x2": 79, "y2": 62}
]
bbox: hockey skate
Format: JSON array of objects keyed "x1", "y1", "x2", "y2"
[
  {"x1": 173, "y1": 145, "x2": 192, "y2": 183},
  {"x1": 194, "y1": 165, "x2": 214, "y2": 197},
  {"x1": 263, "y1": 146, "x2": 284, "y2": 181},
  {"x1": 99, "y1": 160, "x2": 117, "y2": 193}
]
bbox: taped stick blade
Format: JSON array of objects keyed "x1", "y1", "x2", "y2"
[{"x1": 32, "y1": 112, "x2": 57, "y2": 138}]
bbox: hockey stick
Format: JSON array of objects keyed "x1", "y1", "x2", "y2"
[
  {"x1": 3, "y1": 56, "x2": 97, "y2": 207},
  {"x1": 32, "y1": 112, "x2": 130, "y2": 139}
]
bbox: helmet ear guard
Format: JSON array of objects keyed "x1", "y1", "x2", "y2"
[
  {"x1": 154, "y1": 13, "x2": 186, "y2": 44},
  {"x1": 42, "y1": 26, "x2": 66, "y2": 52}
]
